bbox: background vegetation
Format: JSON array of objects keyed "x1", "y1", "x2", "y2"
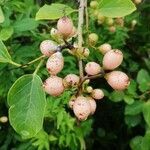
[{"x1": 0, "y1": 0, "x2": 150, "y2": 149}]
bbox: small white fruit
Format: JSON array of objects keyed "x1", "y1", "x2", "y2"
[
  {"x1": 73, "y1": 96, "x2": 91, "y2": 121},
  {"x1": 63, "y1": 74, "x2": 80, "y2": 88},
  {"x1": 91, "y1": 89, "x2": 104, "y2": 100},
  {"x1": 43, "y1": 76, "x2": 64, "y2": 96},
  {"x1": 85, "y1": 62, "x2": 101, "y2": 75},
  {"x1": 40, "y1": 40, "x2": 57, "y2": 56},
  {"x1": 103, "y1": 49, "x2": 123, "y2": 70},
  {"x1": 46, "y1": 52, "x2": 64, "y2": 75},
  {"x1": 98, "y1": 43, "x2": 112, "y2": 54},
  {"x1": 105, "y1": 71, "x2": 130, "y2": 91}
]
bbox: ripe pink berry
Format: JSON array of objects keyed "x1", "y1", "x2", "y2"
[
  {"x1": 57, "y1": 17, "x2": 73, "y2": 39},
  {"x1": 91, "y1": 89, "x2": 104, "y2": 100},
  {"x1": 98, "y1": 43, "x2": 112, "y2": 54},
  {"x1": 40, "y1": 40, "x2": 57, "y2": 56},
  {"x1": 105, "y1": 71, "x2": 130, "y2": 90},
  {"x1": 63, "y1": 74, "x2": 80, "y2": 88},
  {"x1": 103, "y1": 49, "x2": 123, "y2": 70},
  {"x1": 46, "y1": 52, "x2": 64, "y2": 75},
  {"x1": 87, "y1": 97, "x2": 97, "y2": 115},
  {"x1": 43, "y1": 76, "x2": 64, "y2": 96},
  {"x1": 73, "y1": 96, "x2": 91, "y2": 121},
  {"x1": 85, "y1": 62, "x2": 101, "y2": 75}
]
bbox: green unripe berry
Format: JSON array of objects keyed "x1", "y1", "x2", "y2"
[
  {"x1": 90, "y1": 1, "x2": 99, "y2": 9},
  {"x1": 88, "y1": 33, "x2": 99, "y2": 46}
]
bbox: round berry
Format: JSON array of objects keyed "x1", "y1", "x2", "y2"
[
  {"x1": 97, "y1": 13, "x2": 105, "y2": 24},
  {"x1": 57, "y1": 17, "x2": 73, "y2": 39},
  {"x1": 63, "y1": 74, "x2": 80, "y2": 88},
  {"x1": 87, "y1": 97, "x2": 97, "y2": 115},
  {"x1": 105, "y1": 71, "x2": 130, "y2": 91},
  {"x1": 90, "y1": 1, "x2": 99, "y2": 9},
  {"x1": 115, "y1": 18, "x2": 124, "y2": 27},
  {"x1": 91, "y1": 89, "x2": 104, "y2": 100},
  {"x1": 109, "y1": 26, "x2": 116, "y2": 33},
  {"x1": 73, "y1": 96, "x2": 91, "y2": 121},
  {"x1": 98, "y1": 43, "x2": 112, "y2": 55},
  {"x1": 103, "y1": 49, "x2": 123, "y2": 70},
  {"x1": 86, "y1": 86, "x2": 93, "y2": 93},
  {"x1": 134, "y1": 0, "x2": 142, "y2": 4},
  {"x1": 40, "y1": 40, "x2": 57, "y2": 56},
  {"x1": 0, "y1": 116, "x2": 8, "y2": 123},
  {"x1": 46, "y1": 52, "x2": 64, "y2": 75},
  {"x1": 106, "y1": 18, "x2": 114, "y2": 26},
  {"x1": 88, "y1": 33, "x2": 99, "y2": 46},
  {"x1": 43, "y1": 76, "x2": 64, "y2": 96},
  {"x1": 85, "y1": 62, "x2": 101, "y2": 75}
]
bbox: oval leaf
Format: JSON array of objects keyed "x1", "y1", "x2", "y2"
[
  {"x1": 0, "y1": 40, "x2": 12, "y2": 63},
  {"x1": 0, "y1": 6, "x2": 4, "y2": 23},
  {"x1": 36, "y1": 4, "x2": 76, "y2": 20},
  {"x1": 99, "y1": 0, "x2": 136, "y2": 18},
  {"x1": 143, "y1": 101, "x2": 150, "y2": 127},
  {"x1": 8, "y1": 74, "x2": 46, "y2": 138}
]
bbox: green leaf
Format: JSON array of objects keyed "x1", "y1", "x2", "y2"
[
  {"x1": 7, "y1": 74, "x2": 46, "y2": 138},
  {"x1": 99, "y1": 0, "x2": 136, "y2": 18},
  {"x1": 13, "y1": 18, "x2": 38, "y2": 32},
  {"x1": 0, "y1": 39, "x2": 12, "y2": 63},
  {"x1": 137, "y1": 69, "x2": 150, "y2": 92},
  {"x1": 141, "y1": 131, "x2": 150, "y2": 150},
  {"x1": 130, "y1": 136, "x2": 143, "y2": 150},
  {"x1": 125, "y1": 101, "x2": 143, "y2": 115},
  {"x1": 0, "y1": 26, "x2": 14, "y2": 41},
  {"x1": 143, "y1": 101, "x2": 150, "y2": 127},
  {"x1": 109, "y1": 91, "x2": 124, "y2": 102},
  {"x1": 125, "y1": 115, "x2": 141, "y2": 127},
  {"x1": 127, "y1": 80, "x2": 137, "y2": 96},
  {"x1": 124, "y1": 95, "x2": 134, "y2": 105},
  {"x1": 36, "y1": 4, "x2": 76, "y2": 20},
  {"x1": 0, "y1": 6, "x2": 4, "y2": 23}
]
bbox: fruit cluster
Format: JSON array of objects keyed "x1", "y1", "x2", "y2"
[{"x1": 40, "y1": 17, "x2": 130, "y2": 121}]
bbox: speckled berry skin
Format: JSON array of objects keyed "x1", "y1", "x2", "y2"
[
  {"x1": 40, "y1": 40, "x2": 57, "y2": 57},
  {"x1": 85, "y1": 62, "x2": 101, "y2": 75},
  {"x1": 73, "y1": 96, "x2": 91, "y2": 121},
  {"x1": 98, "y1": 43, "x2": 112, "y2": 55},
  {"x1": 87, "y1": 97, "x2": 97, "y2": 115},
  {"x1": 63, "y1": 74, "x2": 80, "y2": 88},
  {"x1": 57, "y1": 17, "x2": 73, "y2": 39},
  {"x1": 68, "y1": 96, "x2": 76, "y2": 109},
  {"x1": 106, "y1": 71, "x2": 130, "y2": 91},
  {"x1": 103, "y1": 49, "x2": 123, "y2": 70},
  {"x1": 91, "y1": 89, "x2": 104, "y2": 100},
  {"x1": 43, "y1": 76, "x2": 64, "y2": 96},
  {"x1": 46, "y1": 52, "x2": 64, "y2": 75}
]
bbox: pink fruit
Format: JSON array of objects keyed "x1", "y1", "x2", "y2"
[
  {"x1": 73, "y1": 96, "x2": 91, "y2": 121},
  {"x1": 87, "y1": 97, "x2": 97, "y2": 115},
  {"x1": 57, "y1": 17, "x2": 73, "y2": 39},
  {"x1": 98, "y1": 43, "x2": 112, "y2": 54},
  {"x1": 40, "y1": 40, "x2": 57, "y2": 56},
  {"x1": 103, "y1": 49, "x2": 123, "y2": 70},
  {"x1": 109, "y1": 26, "x2": 116, "y2": 33},
  {"x1": 63, "y1": 74, "x2": 80, "y2": 87},
  {"x1": 46, "y1": 52, "x2": 64, "y2": 75},
  {"x1": 85, "y1": 62, "x2": 101, "y2": 75},
  {"x1": 43, "y1": 76, "x2": 64, "y2": 96},
  {"x1": 91, "y1": 89, "x2": 104, "y2": 100},
  {"x1": 105, "y1": 71, "x2": 130, "y2": 90}
]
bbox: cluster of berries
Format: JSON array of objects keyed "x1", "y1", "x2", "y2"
[{"x1": 39, "y1": 16, "x2": 130, "y2": 121}]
